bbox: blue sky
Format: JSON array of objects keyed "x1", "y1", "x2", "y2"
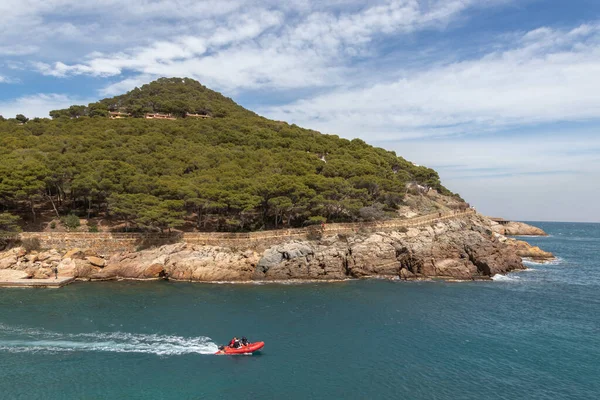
[{"x1": 1, "y1": 0, "x2": 599, "y2": 222}]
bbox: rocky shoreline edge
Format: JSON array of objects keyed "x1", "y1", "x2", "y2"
[{"x1": 0, "y1": 213, "x2": 554, "y2": 286}]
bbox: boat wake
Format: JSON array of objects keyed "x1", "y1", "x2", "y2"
[{"x1": 0, "y1": 324, "x2": 218, "y2": 355}]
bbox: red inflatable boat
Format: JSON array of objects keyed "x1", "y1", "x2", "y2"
[{"x1": 216, "y1": 341, "x2": 264, "y2": 355}]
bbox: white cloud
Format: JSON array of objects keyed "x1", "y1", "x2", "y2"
[
  {"x1": 2, "y1": 0, "x2": 598, "y2": 221},
  {"x1": 0, "y1": 45, "x2": 39, "y2": 56},
  {"x1": 0, "y1": 94, "x2": 92, "y2": 119},
  {"x1": 29, "y1": 0, "x2": 487, "y2": 91},
  {"x1": 262, "y1": 23, "x2": 600, "y2": 140},
  {"x1": 378, "y1": 130, "x2": 600, "y2": 222},
  {"x1": 99, "y1": 75, "x2": 160, "y2": 96}
]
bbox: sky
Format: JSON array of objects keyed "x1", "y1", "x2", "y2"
[{"x1": 1, "y1": 0, "x2": 599, "y2": 222}]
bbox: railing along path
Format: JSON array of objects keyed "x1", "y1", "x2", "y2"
[{"x1": 17, "y1": 210, "x2": 475, "y2": 244}]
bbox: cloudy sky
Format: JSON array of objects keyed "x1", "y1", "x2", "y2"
[{"x1": 1, "y1": 0, "x2": 599, "y2": 222}]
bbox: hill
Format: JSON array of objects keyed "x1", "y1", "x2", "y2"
[
  {"x1": 48, "y1": 78, "x2": 250, "y2": 119},
  {"x1": 0, "y1": 77, "x2": 460, "y2": 233}
]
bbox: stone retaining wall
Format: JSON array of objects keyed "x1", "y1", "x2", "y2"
[{"x1": 17, "y1": 210, "x2": 475, "y2": 255}]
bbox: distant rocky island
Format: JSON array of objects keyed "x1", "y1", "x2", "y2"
[{"x1": 0, "y1": 77, "x2": 553, "y2": 286}]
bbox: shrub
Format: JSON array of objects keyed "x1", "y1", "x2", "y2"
[
  {"x1": 306, "y1": 226, "x2": 323, "y2": 241},
  {"x1": 306, "y1": 216, "x2": 327, "y2": 225},
  {"x1": 359, "y1": 203, "x2": 386, "y2": 221},
  {"x1": 21, "y1": 237, "x2": 41, "y2": 252},
  {"x1": 88, "y1": 223, "x2": 99, "y2": 233},
  {"x1": 61, "y1": 214, "x2": 81, "y2": 230},
  {"x1": 0, "y1": 212, "x2": 21, "y2": 235},
  {"x1": 50, "y1": 221, "x2": 56, "y2": 229}
]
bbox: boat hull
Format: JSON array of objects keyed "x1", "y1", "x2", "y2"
[{"x1": 216, "y1": 341, "x2": 264, "y2": 355}]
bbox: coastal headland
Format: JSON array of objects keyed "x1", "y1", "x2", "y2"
[
  {"x1": 0, "y1": 78, "x2": 553, "y2": 286},
  {"x1": 0, "y1": 210, "x2": 553, "y2": 285}
]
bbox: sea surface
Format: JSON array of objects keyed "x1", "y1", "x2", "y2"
[{"x1": 0, "y1": 222, "x2": 598, "y2": 399}]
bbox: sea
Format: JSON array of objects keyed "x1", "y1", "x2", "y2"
[{"x1": 0, "y1": 221, "x2": 598, "y2": 399}]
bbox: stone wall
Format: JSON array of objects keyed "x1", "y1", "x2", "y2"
[{"x1": 18, "y1": 210, "x2": 475, "y2": 255}]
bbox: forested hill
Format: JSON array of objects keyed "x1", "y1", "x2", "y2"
[
  {"x1": 0, "y1": 77, "x2": 458, "y2": 233},
  {"x1": 49, "y1": 78, "x2": 251, "y2": 119}
]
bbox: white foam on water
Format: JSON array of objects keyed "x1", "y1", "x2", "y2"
[
  {"x1": 0, "y1": 325, "x2": 218, "y2": 355},
  {"x1": 491, "y1": 274, "x2": 520, "y2": 282},
  {"x1": 523, "y1": 257, "x2": 564, "y2": 267}
]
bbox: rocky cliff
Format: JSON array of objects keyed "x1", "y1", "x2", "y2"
[{"x1": 0, "y1": 213, "x2": 527, "y2": 282}]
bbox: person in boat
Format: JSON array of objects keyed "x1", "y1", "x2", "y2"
[
  {"x1": 241, "y1": 337, "x2": 249, "y2": 346},
  {"x1": 228, "y1": 337, "x2": 237, "y2": 348}
]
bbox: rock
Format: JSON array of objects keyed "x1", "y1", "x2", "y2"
[
  {"x1": 32, "y1": 268, "x2": 52, "y2": 279},
  {"x1": 405, "y1": 228, "x2": 420, "y2": 238},
  {"x1": 505, "y1": 238, "x2": 555, "y2": 260},
  {"x1": 0, "y1": 213, "x2": 540, "y2": 282},
  {"x1": 399, "y1": 268, "x2": 414, "y2": 280},
  {"x1": 0, "y1": 253, "x2": 18, "y2": 269},
  {"x1": 64, "y1": 248, "x2": 85, "y2": 260},
  {"x1": 490, "y1": 221, "x2": 547, "y2": 236},
  {"x1": 503, "y1": 222, "x2": 547, "y2": 236},
  {"x1": 83, "y1": 249, "x2": 98, "y2": 257},
  {"x1": 434, "y1": 259, "x2": 476, "y2": 279},
  {"x1": 257, "y1": 248, "x2": 283, "y2": 271},
  {"x1": 86, "y1": 256, "x2": 105, "y2": 268},
  {"x1": 144, "y1": 263, "x2": 165, "y2": 278},
  {"x1": 57, "y1": 258, "x2": 78, "y2": 276},
  {"x1": 0, "y1": 269, "x2": 30, "y2": 280}
]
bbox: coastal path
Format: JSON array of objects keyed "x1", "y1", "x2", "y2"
[{"x1": 15, "y1": 209, "x2": 477, "y2": 250}]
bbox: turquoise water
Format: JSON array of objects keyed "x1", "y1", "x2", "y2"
[{"x1": 0, "y1": 222, "x2": 598, "y2": 399}]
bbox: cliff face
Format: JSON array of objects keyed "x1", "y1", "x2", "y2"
[{"x1": 0, "y1": 214, "x2": 524, "y2": 282}]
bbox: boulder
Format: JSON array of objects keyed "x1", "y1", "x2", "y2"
[
  {"x1": 434, "y1": 259, "x2": 476, "y2": 279},
  {"x1": 86, "y1": 256, "x2": 106, "y2": 268},
  {"x1": 399, "y1": 268, "x2": 414, "y2": 280},
  {"x1": 0, "y1": 269, "x2": 30, "y2": 280},
  {"x1": 505, "y1": 238, "x2": 555, "y2": 260},
  {"x1": 503, "y1": 221, "x2": 547, "y2": 236},
  {"x1": 0, "y1": 253, "x2": 18, "y2": 269},
  {"x1": 490, "y1": 221, "x2": 547, "y2": 236},
  {"x1": 144, "y1": 263, "x2": 165, "y2": 278},
  {"x1": 64, "y1": 248, "x2": 85, "y2": 260},
  {"x1": 32, "y1": 268, "x2": 52, "y2": 279}
]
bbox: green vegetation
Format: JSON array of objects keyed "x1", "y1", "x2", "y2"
[
  {"x1": 48, "y1": 78, "x2": 244, "y2": 119},
  {"x1": 0, "y1": 77, "x2": 455, "y2": 232},
  {"x1": 60, "y1": 214, "x2": 81, "y2": 231},
  {"x1": 21, "y1": 237, "x2": 41, "y2": 252},
  {"x1": 0, "y1": 212, "x2": 21, "y2": 236}
]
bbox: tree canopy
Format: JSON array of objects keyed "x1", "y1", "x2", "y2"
[{"x1": 0, "y1": 77, "x2": 458, "y2": 232}]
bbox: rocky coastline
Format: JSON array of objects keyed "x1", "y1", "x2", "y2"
[
  {"x1": 490, "y1": 220, "x2": 548, "y2": 236},
  {"x1": 0, "y1": 213, "x2": 549, "y2": 284}
]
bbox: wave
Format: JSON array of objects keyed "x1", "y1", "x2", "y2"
[
  {"x1": 523, "y1": 257, "x2": 564, "y2": 266},
  {"x1": 512, "y1": 235, "x2": 552, "y2": 238},
  {"x1": 491, "y1": 274, "x2": 520, "y2": 282},
  {"x1": 0, "y1": 325, "x2": 218, "y2": 355}
]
